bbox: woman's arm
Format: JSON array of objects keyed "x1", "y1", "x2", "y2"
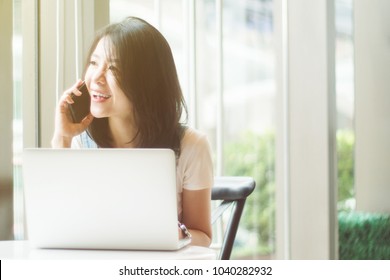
[{"x1": 181, "y1": 188, "x2": 212, "y2": 247}]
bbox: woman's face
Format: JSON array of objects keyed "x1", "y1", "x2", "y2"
[{"x1": 84, "y1": 37, "x2": 133, "y2": 120}]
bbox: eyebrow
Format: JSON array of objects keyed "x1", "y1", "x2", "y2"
[{"x1": 90, "y1": 53, "x2": 119, "y2": 64}]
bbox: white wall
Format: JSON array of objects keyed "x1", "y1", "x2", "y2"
[{"x1": 354, "y1": 0, "x2": 390, "y2": 213}]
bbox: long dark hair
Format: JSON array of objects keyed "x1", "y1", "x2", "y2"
[{"x1": 85, "y1": 17, "x2": 187, "y2": 156}]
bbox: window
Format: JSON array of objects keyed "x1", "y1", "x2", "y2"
[
  {"x1": 11, "y1": 0, "x2": 361, "y2": 259},
  {"x1": 110, "y1": 0, "x2": 277, "y2": 259}
]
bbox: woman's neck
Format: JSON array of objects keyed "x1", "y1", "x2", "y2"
[{"x1": 108, "y1": 117, "x2": 138, "y2": 148}]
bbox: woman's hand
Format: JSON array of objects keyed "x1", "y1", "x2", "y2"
[{"x1": 51, "y1": 80, "x2": 94, "y2": 148}]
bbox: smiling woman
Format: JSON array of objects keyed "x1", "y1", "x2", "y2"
[
  {"x1": 51, "y1": 16, "x2": 213, "y2": 247},
  {"x1": 83, "y1": 17, "x2": 187, "y2": 152}
]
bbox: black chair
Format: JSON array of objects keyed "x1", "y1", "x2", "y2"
[{"x1": 211, "y1": 176, "x2": 256, "y2": 260}]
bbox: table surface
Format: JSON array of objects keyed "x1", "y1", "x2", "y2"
[{"x1": 0, "y1": 240, "x2": 217, "y2": 260}]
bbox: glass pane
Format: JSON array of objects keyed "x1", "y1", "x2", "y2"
[
  {"x1": 221, "y1": 0, "x2": 275, "y2": 259},
  {"x1": 110, "y1": 0, "x2": 155, "y2": 24},
  {"x1": 192, "y1": 0, "x2": 276, "y2": 259},
  {"x1": 159, "y1": 0, "x2": 185, "y2": 113},
  {"x1": 195, "y1": 0, "x2": 218, "y2": 164},
  {"x1": 335, "y1": 0, "x2": 355, "y2": 212}
]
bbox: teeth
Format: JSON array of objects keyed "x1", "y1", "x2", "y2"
[{"x1": 94, "y1": 93, "x2": 111, "y2": 99}]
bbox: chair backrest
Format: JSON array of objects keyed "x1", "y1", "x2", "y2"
[{"x1": 211, "y1": 176, "x2": 256, "y2": 260}]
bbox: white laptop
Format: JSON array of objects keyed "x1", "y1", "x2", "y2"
[{"x1": 23, "y1": 148, "x2": 191, "y2": 250}]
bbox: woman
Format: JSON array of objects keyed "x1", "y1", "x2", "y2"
[{"x1": 52, "y1": 17, "x2": 213, "y2": 247}]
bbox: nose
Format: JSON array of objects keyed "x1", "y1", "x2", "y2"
[{"x1": 91, "y1": 66, "x2": 108, "y2": 84}]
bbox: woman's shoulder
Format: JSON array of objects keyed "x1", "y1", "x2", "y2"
[
  {"x1": 179, "y1": 127, "x2": 212, "y2": 162},
  {"x1": 178, "y1": 127, "x2": 214, "y2": 190},
  {"x1": 181, "y1": 127, "x2": 209, "y2": 149}
]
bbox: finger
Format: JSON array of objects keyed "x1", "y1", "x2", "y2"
[
  {"x1": 59, "y1": 93, "x2": 74, "y2": 105},
  {"x1": 72, "y1": 80, "x2": 85, "y2": 96},
  {"x1": 58, "y1": 100, "x2": 72, "y2": 116},
  {"x1": 62, "y1": 80, "x2": 84, "y2": 98},
  {"x1": 80, "y1": 113, "x2": 94, "y2": 127},
  {"x1": 60, "y1": 90, "x2": 74, "y2": 102},
  {"x1": 71, "y1": 87, "x2": 82, "y2": 97},
  {"x1": 72, "y1": 114, "x2": 93, "y2": 135}
]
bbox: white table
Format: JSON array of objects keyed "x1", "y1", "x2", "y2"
[{"x1": 0, "y1": 241, "x2": 217, "y2": 260}]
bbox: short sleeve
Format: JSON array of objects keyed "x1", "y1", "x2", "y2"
[{"x1": 177, "y1": 128, "x2": 214, "y2": 191}]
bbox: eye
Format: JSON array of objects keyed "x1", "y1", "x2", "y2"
[
  {"x1": 107, "y1": 65, "x2": 118, "y2": 72},
  {"x1": 89, "y1": 60, "x2": 98, "y2": 67}
]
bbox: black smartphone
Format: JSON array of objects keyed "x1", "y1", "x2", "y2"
[{"x1": 69, "y1": 81, "x2": 91, "y2": 123}]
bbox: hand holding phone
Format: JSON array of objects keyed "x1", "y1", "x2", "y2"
[{"x1": 68, "y1": 81, "x2": 91, "y2": 123}]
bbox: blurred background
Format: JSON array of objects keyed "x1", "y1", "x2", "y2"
[{"x1": 1, "y1": 0, "x2": 389, "y2": 259}]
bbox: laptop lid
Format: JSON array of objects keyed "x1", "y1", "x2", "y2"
[{"x1": 23, "y1": 148, "x2": 190, "y2": 250}]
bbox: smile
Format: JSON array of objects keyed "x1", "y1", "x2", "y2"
[
  {"x1": 91, "y1": 91, "x2": 112, "y2": 102},
  {"x1": 93, "y1": 93, "x2": 111, "y2": 99}
]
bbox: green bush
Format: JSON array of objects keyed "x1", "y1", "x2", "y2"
[
  {"x1": 339, "y1": 211, "x2": 390, "y2": 259},
  {"x1": 223, "y1": 129, "x2": 355, "y2": 258},
  {"x1": 337, "y1": 130, "x2": 355, "y2": 211},
  {"x1": 224, "y1": 130, "x2": 276, "y2": 257}
]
